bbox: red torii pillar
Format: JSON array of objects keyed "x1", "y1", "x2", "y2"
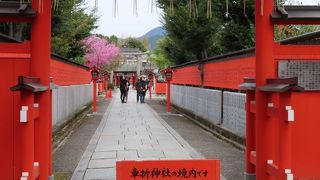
[
  {"x1": 31, "y1": 0, "x2": 52, "y2": 179},
  {"x1": 255, "y1": 1, "x2": 275, "y2": 180}
]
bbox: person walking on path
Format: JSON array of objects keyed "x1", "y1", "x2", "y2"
[
  {"x1": 135, "y1": 77, "x2": 141, "y2": 103},
  {"x1": 135, "y1": 76, "x2": 147, "y2": 103},
  {"x1": 120, "y1": 75, "x2": 129, "y2": 103},
  {"x1": 139, "y1": 76, "x2": 148, "y2": 103}
]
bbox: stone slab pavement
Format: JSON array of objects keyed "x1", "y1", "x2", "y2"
[{"x1": 71, "y1": 89, "x2": 225, "y2": 180}]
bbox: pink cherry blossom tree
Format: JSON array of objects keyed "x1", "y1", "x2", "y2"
[{"x1": 82, "y1": 35, "x2": 119, "y2": 68}]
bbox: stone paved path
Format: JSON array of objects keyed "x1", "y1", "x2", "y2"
[{"x1": 71, "y1": 90, "x2": 204, "y2": 180}]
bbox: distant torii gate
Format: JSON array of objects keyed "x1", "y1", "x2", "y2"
[{"x1": 0, "y1": 1, "x2": 52, "y2": 179}]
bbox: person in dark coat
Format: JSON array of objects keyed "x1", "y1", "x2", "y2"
[
  {"x1": 119, "y1": 75, "x2": 129, "y2": 103},
  {"x1": 135, "y1": 76, "x2": 147, "y2": 103},
  {"x1": 135, "y1": 78, "x2": 141, "y2": 103},
  {"x1": 139, "y1": 76, "x2": 148, "y2": 103}
]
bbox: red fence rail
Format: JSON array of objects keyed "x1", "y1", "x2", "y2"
[
  {"x1": 50, "y1": 56, "x2": 91, "y2": 86},
  {"x1": 155, "y1": 82, "x2": 166, "y2": 94},
  {"x1": 172, "y1": 56, "x2": 255, "y2": 90},
  {"x1": 172, "y1": 65, "x2": 201, "y2": 86}
]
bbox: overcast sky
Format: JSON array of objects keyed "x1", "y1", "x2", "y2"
[{"x1": 87, "y1": 0, "x2": 319, "y2": 38}]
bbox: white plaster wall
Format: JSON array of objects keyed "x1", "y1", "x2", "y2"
[
  {"x1": 171, "y1": 84, "x2": 247, "y2": 138},
  {"x1": 171, "y1": 85, "x2": 222, "y2": 125},
  {"x1": 52, "y1": 84, "x2": 93, "y2": 131},
  {"x1": 222, "y1": 91, "x2": 246, "y2": 137}
]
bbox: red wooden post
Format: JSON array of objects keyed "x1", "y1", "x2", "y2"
[
  {"x1": 255, "y1": 0, "x2": 275, "y2": 179},
  {"x1": 102, "y1": 79, "x2": 104, "y2": 93},
  {"x1": 148, "y1": 74, "x2": 153, "y2": 100},
  {"x1": 31, "y1": 0, "x2": 52, "y2": 179},
  {"x1": 20, "y1": 92, "x2": 35, "y2": 180},
  {"x1": 245, "y1": 90, "x2": 256, "y2": 177},
  {"x1": 167, "y1": 80, "x2": 171, "y2": 113},
  {"x1": 278, "y1": 93, "x2": 292, "y2": 179},
  {"x1": 149, "y1": 86, "x2": 152, "y2": 100},
  {"x1": 104, "y1": 72, "x2": 109, "y2": 99},
  {"x1": 49, "y1": 87, "x2": 53, "y2": 176},
  {"x1": 93, "y1": 80, "x2": 97, "y2": 112},
  {"x1": 105, "y1": 78, "x2": 109, "y2": 99}
]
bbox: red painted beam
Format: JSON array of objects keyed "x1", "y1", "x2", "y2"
[
  {"x1": 274, "y1": 43, "x2": 320, "y2": 60},
  {"x1": 0, "y1": 53, "x2": 31, "y2": 59},
  {"x1": 272, "y1": 20, "x2": 320, "y2": 25},
  {"x1": 0, "y1": 17, "x2": 33, "y2": 23},
  {"x1": 0, "y1": 41, "x2": 31, "y2": 53}
]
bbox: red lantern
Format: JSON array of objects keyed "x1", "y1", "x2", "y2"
[
  {"x1": 160, "y1": 67, "x2": 175, "y2": 113},
  {"x1": 91, "y1": 67, "x2": 99, "y2": 81},
  {"x1": 164, "y1": 68, "x2": 173, "y2": 81}
]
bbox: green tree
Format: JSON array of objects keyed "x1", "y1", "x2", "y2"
[
  {"x1": 125, "y1": 37, "x2": 147, "y2": 52},
  {"x1": 95, "y1": 34, "x2": 119, "y2": 46},
  {"x1": 109, "y1": 35, "x2": 119, "y2": 45},
  {"x1": 158, "y1": 0, "x2": 220, "y2": 63},
  {"x1": 149, "y1": 38, "x2": 174, "y2": 69},
  {"x1": 156, "y1": 0, "x2": 256, "y2": 65},
  {"x1": 51, "y1": 0, "x2": 97, "y2": 62},
  {"x1": 216, "y1": 0, "x2": 255, "y2": 53}
]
